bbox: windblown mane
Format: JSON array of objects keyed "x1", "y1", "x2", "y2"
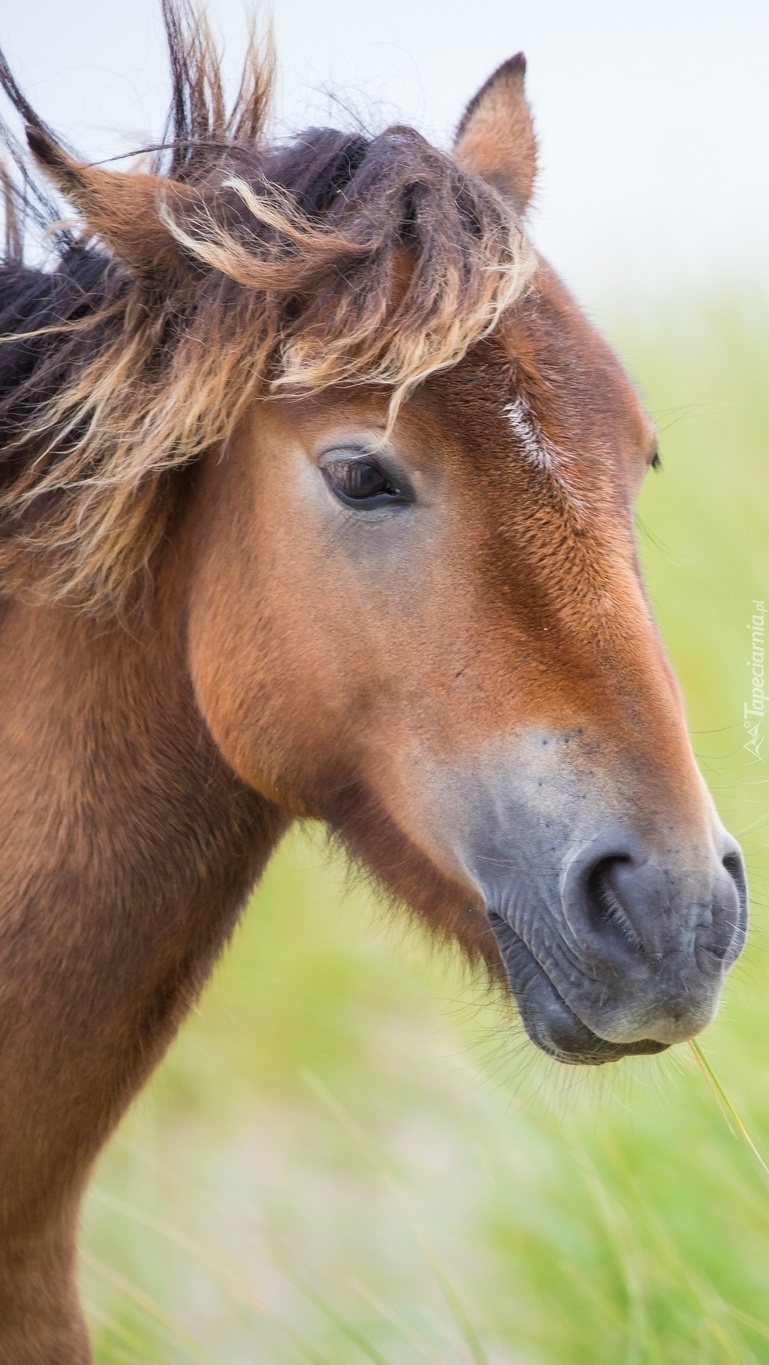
[{"x1": 0, "y1": 0, "x2": 534, "y2": 612}]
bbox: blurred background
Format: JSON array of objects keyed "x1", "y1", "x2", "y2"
[{"x1": 3, "y1": 2, "x2": 769, "y2": 1360}]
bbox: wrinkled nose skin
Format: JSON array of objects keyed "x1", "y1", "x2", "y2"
[
  {"x1": 490, "y1": 834, "x2": 745, "y2": 1065},
  {"x1": 445, "y1": 741, "x2": 748, "y2": 1065}
]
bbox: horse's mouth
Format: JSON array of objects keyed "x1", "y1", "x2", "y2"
[{"x1": 487, "y1": 911, "x2": 670, "y2": 1066}]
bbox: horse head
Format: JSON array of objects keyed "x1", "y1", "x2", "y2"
[{"x1": 6, "y1": 38, "x2": 746, "y2": 1067}]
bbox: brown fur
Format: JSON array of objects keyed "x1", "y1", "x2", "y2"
[
  {"x1": 0, "y1": 6, "x2": 725, "y2": 1360},
  {"x1": 454, "y1": 54, "x2": 538, "y2": 211}
]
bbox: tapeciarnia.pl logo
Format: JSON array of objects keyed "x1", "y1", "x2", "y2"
[{"x1": 744, "y1": 599, "x2": 766, "y2": 761}]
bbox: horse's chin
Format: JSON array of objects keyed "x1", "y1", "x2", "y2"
[{"x1": 487, "y1": 912, "x2": 670, "y2": 1066}]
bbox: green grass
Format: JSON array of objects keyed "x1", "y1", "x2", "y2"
[{"x1": 83, "y1": 296, "x2": 769, "y2": 1364}]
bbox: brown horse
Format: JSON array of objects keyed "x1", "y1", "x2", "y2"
[{"x1": 0, "y1": 3, "x2": 747, "y2": 1359}]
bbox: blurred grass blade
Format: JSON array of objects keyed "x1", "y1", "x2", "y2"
[
  {"x1": 597, "y1": 1137, "x2": 759, "y2": 1364},
  {"x1": 83, "y1": 1294, "x2": 168, "y2": 1365},
  {"x1": 689, "y1": 1041, "x2": 769, "y2": 1180},
  {"x1": 279, "y1": 1269, "x2": 390, "y2": 1365},
  {"x1": 348, "y1": 1278, "x2": 445, "y2": 1364},
  {"x1": 303, "y1": 1071, "x2": 489, "y2": 1365},
  {"x1": 90, "y1": 1189, "x2": 333, "y2": 1364},
  {"x1": 82, "y1": 1252, "x2": 214, "y2": 1365}
]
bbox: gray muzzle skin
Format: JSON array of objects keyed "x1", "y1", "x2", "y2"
[{"x1": 431, "y1": 733, "x2": 748, "y2": 1065}]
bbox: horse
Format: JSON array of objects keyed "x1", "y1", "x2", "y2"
[{"x1": 0, "y1": 2, "x2": 747, "y2": 1359}]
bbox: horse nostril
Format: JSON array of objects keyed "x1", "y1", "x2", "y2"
[
  {"x1": 584, "y1": 855, "x2": 643, "y2": 955},
  {"x1": 722, "y1": 850, "x2": 745, "y2": 891},
  {"x1": 707, "y1": 847, "x2": 748, "y2": 961},
  {"x1": 568, "y1": 835, "x2": 747, "y2": 971}
]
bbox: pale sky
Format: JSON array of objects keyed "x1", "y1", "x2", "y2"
[{"x1": 2, "y1": 0, "x2": 767, "y2": 314}]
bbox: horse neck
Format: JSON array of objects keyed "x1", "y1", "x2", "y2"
[
  {"x1": 0, "y1": 589, "x2": 283, "y2": 919},
  {"x1": 0, "y1": 584, "x2": 288, "y2": 1271}
]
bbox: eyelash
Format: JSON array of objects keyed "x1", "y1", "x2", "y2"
[
  {"x1": 321, "y1": 453, "x2": 412, "y2": 511},
  {"x1": 650, "y1": 451, "x2": 662, "y2": 471}
]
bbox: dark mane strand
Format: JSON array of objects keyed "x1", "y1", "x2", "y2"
[{"x1": 0, "y1": 0, "x2": 533, "y2": 612}]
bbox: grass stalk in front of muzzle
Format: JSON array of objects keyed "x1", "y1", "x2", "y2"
[{"x1": 689, "y1": 1040, "x2": 769, "y2": 1180}]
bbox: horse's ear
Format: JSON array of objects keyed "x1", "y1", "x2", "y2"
[
  {"x1": 453, "y1": 55, "x2": 537, "y2": 214},
  {"x1": 26, "y1": 125, "x2": 196, "y2": 278}
]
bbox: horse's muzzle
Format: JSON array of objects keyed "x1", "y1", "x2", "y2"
[
  {"x1": 488, "y1": 912, "x2": 669, "y2": 1064},
  {"x1": 421, "y1": 728, "x2": 748, "y2": 1064},
  {"x1": 485, "y1": 829, "x2": 747, "y2": 1065}
]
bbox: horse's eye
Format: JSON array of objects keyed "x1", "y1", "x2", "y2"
[{"x1": 322, "y1": 455, "x2": 408, "y2": 510}]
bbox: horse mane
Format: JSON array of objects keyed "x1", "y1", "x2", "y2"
[{"x1": 0, "y1": 0, "x2": 534, "y2": 613}]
